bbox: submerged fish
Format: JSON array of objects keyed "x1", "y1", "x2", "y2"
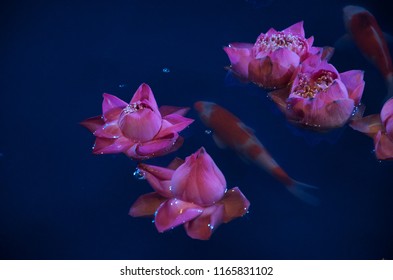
[
  {"x1": 194, "y1": 101, "x2": 318, "y2": 205},
  {"x1": 343, "y1": 5, "x2": 393, "y2": 100}
]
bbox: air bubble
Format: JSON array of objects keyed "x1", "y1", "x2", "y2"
[
  {"x1": 162, "y1": 68, "x2": 170, "y2": 73},
  {"x1": 133, "y1": 168, "x2": 146, "y2": 180},
  {"x1": 205, "y1": 129, "x2": 212, "y2": 135}
]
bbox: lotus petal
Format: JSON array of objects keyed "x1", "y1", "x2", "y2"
[
  {"x1": 80, "y1": 116, "x2": 104, "y2": 133},
  {"x1": 340, "y1": 70, "x2": 365, "y2": 104},
  {"x1": 349, "y1": 114, "x2": 383, "y2": 137},
  {"x1": 171, "y1": 147, "x2": 226, "y2": 206},
  {"x1": 157, "y1": 115, "x2": 194, "y2": 138},
  {"x1": 129, "y1": 192, "x2": 166, "y2": 217},
  {"x1": 317, "y1": 80, "x2": 349, "y2": 103},
  {"x1": 220, "y1": 187, "x2": 250, "y2": 223},
  {"x1": 249, "y1": 49, "x2": 300, "y2": 88},
  {"x1": 135, "y1": 133, "x2": 179, "y2": 156},
  {"x1": 137, "y1": 163, "x2": 174, "y2": 197},
  {"x1": 268, "y1": 87, "x2": 291, "y2": 113},
  {"x1": 92, "y1": 137, "x2": 131, "y2": 154},
  {"x1": 102, "y1": 93, "x2": 128, "y2": 121},
  {"x1": 184, "y1": 205, "x2": 224, "y2": 240},
  {"x1": 283, "y1": 21, "x2": 305, "y2": 37},
  {"x1": 167, "y1": 157, "x2": 185, "y2": 170},
  {"x1": 130, "y1": 83, "x2": 159, "y2": 112},
  {"x1": 159, "y1": 105, "x2": 190, "y2": 117},
  {"x1": 154, "y1": 199, "x2": 203, "y2": 232},
  {"x1": 93, "y1": 121, "x2": 122, "y2": 139},
  {"x1": 381, "y1": 98, "x2": 393, "y2": 127},
  {"x1": 223, "y1": 44, "x2": 253, "y2": 79},
  {"x1": 374, "y1": 131, "x2": 393, "y2": 160}
]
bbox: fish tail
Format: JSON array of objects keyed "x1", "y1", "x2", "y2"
[
  {"x1": 270, "y1": 167, "x2": 319, "y2": 206},
  {"x1": 286, "y1": 180, "x2": 319, "y2": 206}
]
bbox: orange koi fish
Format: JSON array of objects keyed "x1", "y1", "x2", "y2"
[
  {"x1": 343, "y1": 5, "x2": 393, "y2": 100},
  {"x1": 194, "y1": 101, "x2": 318, "y2": 205}
]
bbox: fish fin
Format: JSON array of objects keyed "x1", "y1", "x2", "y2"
[
  {"x1": 212, "y1": 134, "x2": 227, "y2": 149},
  {"x1": 334, "y1": 34, "x2": 353, "y2": 50},
  {"x1": 383, "y1": 32, "x2": 393, "y2": 44},
  {"x1": 319, "y1": 46, "x2": 335, "y2": 61},
  {"x1": 286, "y1": 180, "x2": 319, "y2": 206},
  {"x1": 238, "y1": 122, "x2": 255, "y2": 134},
  {"x1": 236, "y1": 152, "x2": 251, "y2": 164}
]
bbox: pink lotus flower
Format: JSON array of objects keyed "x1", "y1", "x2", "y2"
[
  {"x1": 224, "y1": 21, "x2": 329, "y2": 89},
  {"x1": 81, "y1": 83, "x2": 194, "y2": 160},
  {"x1": 269, "y1": 54, "x2": 365, "y2": 131},
  {"x1": 129, "y1": 147, "x2": 250, "y2": 240},
  {"x1": 350, "y1": 98, "x2": 393, "y2": 160}
]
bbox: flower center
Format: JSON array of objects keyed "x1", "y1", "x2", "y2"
[
  {"x1": 254, "y1": 32, "x2": 306, "y2": 55},
  {"x1": 293, "y1": 70, "x2": 335, "y2": 98},
  {"x1": 117, "y1": 101, "x2": 161, "y2": 142},
  {"x1": 121, "y1": 102, "x2": 148, "y2": 115}
]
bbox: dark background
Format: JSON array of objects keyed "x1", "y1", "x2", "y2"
[{"x1": 1, "y1": 0, "x2": 392, "y2": 259}]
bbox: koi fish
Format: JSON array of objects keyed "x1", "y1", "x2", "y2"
[
  {"x1": 194, "y1": 101, "x2": 318, "y2": 205},
  {"x1": 343, "y1": 5, "x2": 393, "y2": 100}
]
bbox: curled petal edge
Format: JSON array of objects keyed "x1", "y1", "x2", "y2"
[{"x1": 154, "y1": 199, "x2": 203, "y2": 233}]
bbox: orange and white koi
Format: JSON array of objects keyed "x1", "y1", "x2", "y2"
[
  {"x1": 194, "y1": 101, "x2": 318, "y2": 205},
  {"x1": 343, "y1": 5, "x2": 393, "y2": 100}
]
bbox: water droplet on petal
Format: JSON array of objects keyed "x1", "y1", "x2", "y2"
[{"x1": 133, "y1": 168, "x2": 146, "y2": 180}]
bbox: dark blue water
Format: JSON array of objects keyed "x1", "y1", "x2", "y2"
[{"x1": 1, "y1": 0, "x2": 392, "y2": 259}]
